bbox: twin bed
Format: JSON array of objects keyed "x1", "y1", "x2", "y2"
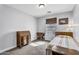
[{"x1": 46, "y1": 32, "x2": 79, "y2": 55}]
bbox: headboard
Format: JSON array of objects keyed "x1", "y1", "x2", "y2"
[{"x1": 55, "y1": 32, "x2": 73, "y2": 38}]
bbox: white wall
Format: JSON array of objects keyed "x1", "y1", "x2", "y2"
[
  {"x1": 37, "y1": 12, "x2": 73, "y2": 33},
  {"x1": 73, "y1": 5, "x2": 79, "y2": 24},
  {"x1": 0, "y1": 5, "x2": 37, "y2": 53},
  {"x1": 73, "y1": 5, "x2": 79, "y2": 43},
  {"x1": 37, "y1": 19, "x2": 46, "y2": 33}
]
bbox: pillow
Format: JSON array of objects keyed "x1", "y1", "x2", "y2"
[
  {"x1": 57, "y1": 35, "x2": 72, "y2": 39},
  {"x1": 58, "y1": 35, "x2": 65, "y2": 38}
]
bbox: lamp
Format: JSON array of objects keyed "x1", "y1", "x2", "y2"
[{"x1": 38, "y1": 4, "x2": 45, "y2": 8}]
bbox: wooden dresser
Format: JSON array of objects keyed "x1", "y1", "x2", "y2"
[{"x1": 16, "y1": 31, "x2": 31, "y2": 48}]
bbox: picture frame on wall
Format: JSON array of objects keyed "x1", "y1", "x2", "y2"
[
  {"x1": 46, "y1": 18, "x2": 57, "y2": 24},
  {"x1": 59, "y1": 18, "x2": 68, "y2": 25}
]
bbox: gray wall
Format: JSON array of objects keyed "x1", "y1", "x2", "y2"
[{"x1": 0, "y1": 5, "x2": 37, "y2": 53}]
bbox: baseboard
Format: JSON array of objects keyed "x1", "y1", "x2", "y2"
[{"x1": 0, "y1": 46, "x2": 16, "y2": 53}]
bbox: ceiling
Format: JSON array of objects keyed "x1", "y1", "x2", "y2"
[{"x1": 7, "y1": 4, "x2": 75, "y2": 18}]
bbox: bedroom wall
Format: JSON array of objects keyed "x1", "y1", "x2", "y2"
[
  {"x1": 73, "y1": 4, "x2": 79, "y2": 43},
  {"x1": 37, "y1": 12, "x2": 73, "y2": 41},
  {"x1": 37, "y1": 12, "x2": 73, "y2": 33},
  {"x1": 0, "y1": 5, "x2": 37, "y2": 53}
]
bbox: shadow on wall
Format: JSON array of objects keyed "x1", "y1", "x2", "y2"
[{"x1": 0, "y1": 31, "x2": 16, "y2": 52}]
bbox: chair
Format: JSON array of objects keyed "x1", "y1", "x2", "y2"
[{"x1": 37, "y1": 32, "x2": 45, "y2": 40}]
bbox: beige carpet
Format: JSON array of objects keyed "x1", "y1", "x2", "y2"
[{"x1": 1, "y1": 41, "x2": 49, "y2": 55}]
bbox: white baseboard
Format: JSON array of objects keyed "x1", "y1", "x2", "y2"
[{"x1": 0, "y1": 46, "x2": 16, "y2": 53}]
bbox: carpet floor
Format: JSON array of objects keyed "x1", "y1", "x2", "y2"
[{"x1": 0, "y1": 41, "x2": 49, "y2": 55}]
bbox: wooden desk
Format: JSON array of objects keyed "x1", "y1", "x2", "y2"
[
  {"x1": 46, "y1": 45, "x2": 79, "y2": 55},
  {"x1": 37, "y1": 32, "x2": 45, "y2": 40}
]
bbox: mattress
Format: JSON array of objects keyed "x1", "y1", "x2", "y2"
[{"x1": 49, "y1": 35, "x2": 79, "y2": 51}]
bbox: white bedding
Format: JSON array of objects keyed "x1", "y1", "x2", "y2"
[{"x1": 49, "y1": 35, "x2": 79, "y2": 51}]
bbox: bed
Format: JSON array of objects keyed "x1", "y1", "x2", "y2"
[{"x1": 46, "y1": 32, "x2": 79, "y2": 55}]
